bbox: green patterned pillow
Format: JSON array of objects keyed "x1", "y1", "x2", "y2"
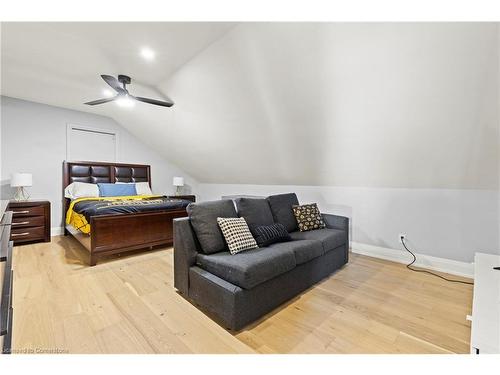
[{"x1": 292, "y1": 203, "x2": 326, "y2": 232}]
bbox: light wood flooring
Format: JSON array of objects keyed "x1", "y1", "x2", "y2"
[{"x1": 11, "y1": 236, "x2": 473, "y2": 354}]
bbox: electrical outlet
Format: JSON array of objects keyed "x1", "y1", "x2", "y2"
[{"x1": 399, "y1": 233, "x2": 407, "y2": 242}]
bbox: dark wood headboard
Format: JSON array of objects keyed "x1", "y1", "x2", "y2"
[{"x1": 62, "y1": 160, "x2": 152, "y2": 217}]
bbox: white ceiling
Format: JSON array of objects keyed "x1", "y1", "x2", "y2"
[
  {"x1": 1, "y1": 23, "x2": 498, "y2": 188},
  {"x1": 1, "y1": 22, "x2": 236, "y2": 182},
  {"x1": 0, "y1": 22, "x2": 234, "y2": 115}
]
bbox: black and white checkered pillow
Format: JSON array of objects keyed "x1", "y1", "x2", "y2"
[{"x1": 217, "y1": 217, "x2": 258, "y2": 254}]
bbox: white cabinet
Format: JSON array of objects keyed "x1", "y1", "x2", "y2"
[{"x1": 470, "y1": 252, "x2": 500, "y2": 354}]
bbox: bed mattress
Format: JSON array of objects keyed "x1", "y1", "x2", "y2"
[{"x1": 66, "y1": 195, "x2": 190, "y2": 234}]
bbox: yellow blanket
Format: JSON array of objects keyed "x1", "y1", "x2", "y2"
[{"x1": 66, "y1": 195, "x2": 163, "y2": 234}]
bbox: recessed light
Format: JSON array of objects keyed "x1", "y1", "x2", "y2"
[
  {"x1": 140, "y1": 47, "x2": 155, "y2": 61},
  {"x1": 102, "y1": 89, "x2": 114, "y2": 98}
]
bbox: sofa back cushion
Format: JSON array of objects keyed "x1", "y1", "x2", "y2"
[
  {"x1": 266, "y1": 193, "x2": 300, "y2": 232},
  {"x1": 187, "y1": 200, "x2": 238, "y2": 254},
  {"x1": 235, "y1": 197, "x2": 274, "y2": 229}
]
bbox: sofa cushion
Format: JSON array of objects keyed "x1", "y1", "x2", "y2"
[
  {"x1": 266, "y1": 193, "x2": 300, "y2": 232},
  {"x1": 289, "y1": 228, "x2": 347, "y2": 253},
  {"x1": 268, "y1": 239, "x2": 324, "y2": 265},
  {"x1": 187, "y1": 200, "x2": 238, "y2": 254},
  {"x1": 196, "y1": 245, "x2": 296, "y2": 289},
  {"x1": 235, "y1": 198, "x2": 274, "y2": 229}
]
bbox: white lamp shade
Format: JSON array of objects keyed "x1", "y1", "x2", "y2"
[
  {"x1": 173, "y1": 176, "x2": 184, "y2": 187},
  {"x1": 11, "y1": 173, "x2": 32, "y2": 187}
]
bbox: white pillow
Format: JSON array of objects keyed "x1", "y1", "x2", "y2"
[
  {"x1": 116, "y1": 181, "x2": 153, "y2": 195},
  {"x1": 135, "y1": 182, "x2": 153, "y2": 195},
  {"x1": 64, "y1": 182, "x2": 99, "y2": 200}
]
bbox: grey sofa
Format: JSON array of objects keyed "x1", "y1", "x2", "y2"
[{"x1": 173, "y1": 193, "x2": 349, "y2": 331}]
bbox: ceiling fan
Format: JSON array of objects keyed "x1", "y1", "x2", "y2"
[{"x1": 84, "y1": 74, "x2": 174, "y2": 107}]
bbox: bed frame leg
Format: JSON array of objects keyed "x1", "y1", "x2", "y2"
[{"x1": 89, "y1": 254, "x2": 97, "y2": 267}]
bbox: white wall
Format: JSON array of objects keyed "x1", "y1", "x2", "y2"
[
  {"x1": 160, "y1": 23, "x2": 499, "y2": 190},
  {"x1": 498, "y1": 24, "x2": 500, "y2": 261},
  {"x1": 199, "y1": 183, "x2": 499, "y2": 263},
  {"x1": 1, "y1": 24, "x2": 498, "y2": 266},
  {"x1": 0, "y1": 96, "x2": 198, "y2": 233},
  {"x1": 159, "y1": 23, "x2": 500, "y2": 264}
]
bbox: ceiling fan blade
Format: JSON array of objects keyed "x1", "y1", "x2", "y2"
[
  {"x1": 134, "y1": 96, "x2": 174, "y2": 107},
  {"x1": 101, "y1": 75, "x2": 125, "y2": 93},
  {"x1": 84, "y1": 97, "x2": 117, "y2": 105}
]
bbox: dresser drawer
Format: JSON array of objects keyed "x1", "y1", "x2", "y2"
[
  {"x1": 11, "y1": 205, "x2": 44, "y2": 217},
  {"x1": 10, "y1": 226, "x2": 45, "y2": 242},
  {"x1": 11, "y1": 215, "x2": 44, "y2": 228},
  {"x1": 7, "y1": 201, "x2": 50, "y2": 245}
]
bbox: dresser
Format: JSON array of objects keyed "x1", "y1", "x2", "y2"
[
  {"x1": 1, "y1": 200, "x2": 14, "y2": 354},
  {"x1": 8, "y1": 200, "x2": 50, "y2": 245}
]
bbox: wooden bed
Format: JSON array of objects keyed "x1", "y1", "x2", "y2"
[{"x1": 63, "y1": 161, "x2": 188, "y2": 266}]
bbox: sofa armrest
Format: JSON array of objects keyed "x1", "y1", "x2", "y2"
[
  {"x1": 322, "y1": 213, "x2": 350, "y2": 262},
  {"x1": 173, "y1": 217, "x2": 199, "y2": 296},
  {"x1": 322, "y1": 213, "x2": 349, "y2": 232}
]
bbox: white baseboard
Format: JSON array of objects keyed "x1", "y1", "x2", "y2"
[
  {"x1": 47, "y1": 226, "x2": 473, "y2": 278},
  {"x1": 351, "y1": 241, "x2": 474, "y2": 279},
  {"x1": 51, "y1": 227, "x2": 64, "y2": 236}
]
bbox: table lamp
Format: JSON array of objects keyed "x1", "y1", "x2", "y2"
[
  {"x1": 173, "y1": 176, "x2": 184, "y2": 196},
  {"x1": 11, "y1": 173, "x2": 32, "y2": 201}
]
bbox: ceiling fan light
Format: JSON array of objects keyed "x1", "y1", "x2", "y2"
[
  {"x1": 116, "y1": 96, "x2": 135, "y2": 108},
  {"x1": 102, "y1": 89, "x2": 114, "y2": 98},
  {"x1": 85, "y1": 74, "x2": 172, "y2": 108}
]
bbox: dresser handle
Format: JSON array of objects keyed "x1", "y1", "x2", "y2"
[
  {"x1": 12, "y1": 232, "x2": 30, "y2": 237},
  {"x1": 12, "y1": 221, "x2": 29, "y2": 226},
  {"x1": 13, "y1": 210, "x2": 30, "y2": 214}
]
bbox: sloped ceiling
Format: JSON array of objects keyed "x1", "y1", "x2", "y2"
[
  {"x1": 0, "y1": 21, "x2": 236, "y2": 171},
  {"x1": 1, "y1": 22, "x2": 499, "y2": 189}
]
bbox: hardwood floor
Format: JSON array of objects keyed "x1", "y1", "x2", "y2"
[
  {"x1": 12, "y1": 236, "x2": 252, "y2": 354},
  {"x1": 11, "y1": 236, "x2": 473, "y2": 354},
  {"x1": 236, "y1": 255, "x2": 473, "y2": 354}
]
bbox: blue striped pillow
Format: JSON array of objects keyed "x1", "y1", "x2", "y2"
[{"x1": 251, "y1": 223, "x2": 291, "y2": 247}]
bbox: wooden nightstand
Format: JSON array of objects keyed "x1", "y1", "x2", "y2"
[
  {"x1": 7, "y1": 200, "x2": 50, "y2": 245},
  {"x1": 167, "y1": 195, "x2": 196, "y2": 202}
]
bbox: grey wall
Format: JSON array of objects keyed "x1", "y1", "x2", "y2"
[
  {"x1": 199, "y1": 183, "x2": 499, "y2": 263},
  {"x1": 0, "y1": 96, "x2": 198, "y2": 233},
  {"x1": 185, "y1": 23, "x2": 500, "y2": 263},
  {"x1": 159, "y1": 23, "x2": 499, "y2": 189},
  {"x1": 1, "y1": 24, "x2": 498, "y2": 264}
]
